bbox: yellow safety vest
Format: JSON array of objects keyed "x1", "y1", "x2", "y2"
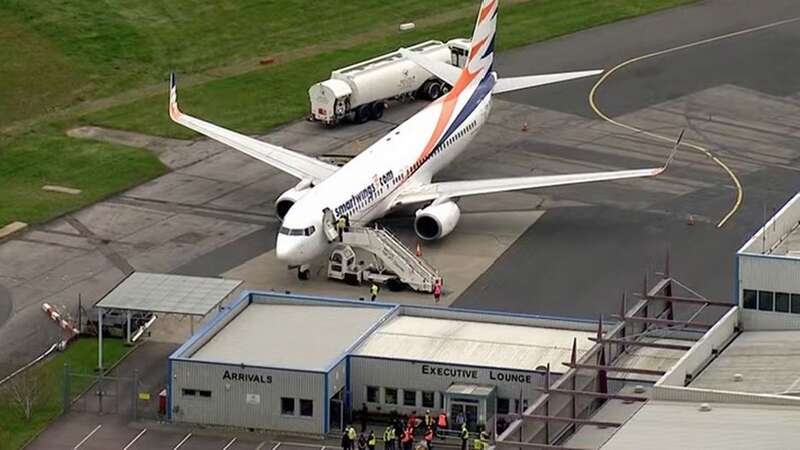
[
  {"x1": 371, "y1": 284, "x2": 379, "y2": 295},
  {"x1": 369, "y1": 436, "x2": 377, "y2": 446},
  {"x1": 348, "y1": 427, "x2": 357, "y2": 440}
]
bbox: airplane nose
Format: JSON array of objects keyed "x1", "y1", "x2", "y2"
[{"x1": 275, "y1": 236, "x2": 300, "y2": 264}]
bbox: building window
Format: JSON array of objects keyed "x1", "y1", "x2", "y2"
[
  {"x1": 792, "y1": 294, "x2": 800, "y2": 314},
  {"x1": 181, "y1": 388, "x2": 211, "y2": 398},
  {"x1": 497, "y1": 398, "x2": 510, "y2": 415},
  {"x1": 776, "y1": 292, "x2": 791, "y2": 313},
  {"x1": 281, "y1": 397, "x2": 295, "y2": 415},
  {"x1": 300, "y1": 399, "x2": 313, "y2": 417},
  {"x1": 367, "y1": 386, "x2": 379, "y2": 403},
  {"x1": 422, "y1": 391, "x2": 435, "y2": 408},
  {"x1": 404, "y1": 389, "x2": 417, "y2": 407},
  {"x1": 758, "y1": 290, "x2": 774, "y2": 311},
  {"x1": 385, "y1": 388, "x2": 398, "y2": 405},
  {"x1": 742, "y1": 289, "x2": 757, "y2": 309}
]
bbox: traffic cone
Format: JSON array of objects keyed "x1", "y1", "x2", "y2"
[
  {"x1": 687, "y1": 214, "x2": 695, "y2": 226},
  {"x1": 521, "y1": 121, "x2": 528, "y2": 132},
  {"x1": 416, "y1": 241, "x2": 422, "y2": 257}
]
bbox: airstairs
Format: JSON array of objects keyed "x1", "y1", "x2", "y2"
[{"x1": 339, "y1": 226, "x2": 441, "y2": 293}]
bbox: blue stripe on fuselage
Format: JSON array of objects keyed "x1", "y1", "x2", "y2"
[{"x1": 437, "y1": 71, "x2": 495, "y2": 146}]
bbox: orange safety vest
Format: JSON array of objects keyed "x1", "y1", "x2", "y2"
[
  {"x1": 437, "y1": 414, "x2": 447, "y2": 427},
  {"x1": 402, "y1": 430, "x2": 413, "y2": 443},
  {"x1": 424, "y1": 430, "x2": 433, "y2": 442}
]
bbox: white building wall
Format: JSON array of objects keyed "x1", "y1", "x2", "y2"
[
  {"x1": 738, "y1": 254, "x2": 800, "y2": 330},
  {"x1": 349, "y1": 356, "x2": 543, "y2": 416},
  {"x1": 171, "y1": 360, "x2": 325, "y2": 434}
]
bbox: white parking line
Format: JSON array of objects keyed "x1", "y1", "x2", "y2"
[
  {"x1": 255, "y1": 442, "x2": 266, "y2": 450},
  {"x1": 271, "y1": 443, "x2": 281, "y2": 450},
  {"x1": 73, "y1": 424, "x2": 102, "y2": 449},
  {"x1": 123, "y1": 429, "x2": 147, "y2": 450},
  {"x1": 222, "y1": 437, "x2": 237, "y2": 450},
  {"x1": 174, "y1": 433, "x2": 192, "y2": 450}
]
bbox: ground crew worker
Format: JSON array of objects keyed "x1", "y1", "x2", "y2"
[
  {"x1": 348, "y1": 425, "x2": 358, "y2": 450},
  {"x1": 436, "y1": 412, "x2": 447, "y2": 437},
  {"x1": 423, "y1": 427, "x2": 434, "y2": 450},
  {"x1": 433, "y1": 280, "x2": 442, "y2": 303},
  {"x1": 342, "y1": 428, "x2": 351, "y2": 450},
  {"x1": 476, "y1": 429, "x2": 489, "y2": 450},
  {"x1": 459, "y1": 424, "x2": 469, "y2": 450},
  {"x1": 370, "y1": 282, "x2": 380, "y2": 302},
  {"x1": 424, "y1": 410, "x2": 434, "y2": 429},
  {"x1": 358, "y1": 432, "x2": 367, "y2": 450},
  {"x1": 368, "y1": 431, "x2": 377, "y2": 450},
  {"x1": 401, "y1": 426, "x2": 414, "y2": 450},
  {"x1": 337, "y1": 215, "x2": 348, "y2": 241},
  {"x1": 384, "y1": 424, "x2": 396, "y2": 450}
]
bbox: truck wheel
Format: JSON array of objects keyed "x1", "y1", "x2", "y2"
[
  {"x1": 354, "y1": 105, "x2": 371, "y2": 124},
  {"x1": 425, "y1": 81, "x2": 443, "y2": 100},
  {"x1": 370, "y1": 102, "x2": 385, "y2": 120}
]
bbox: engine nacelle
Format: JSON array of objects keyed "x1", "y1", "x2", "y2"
[
  {"x1": 414, "y1": 201, "x2": 461, "y2": 241},
  {"x1": 275, "y1": 187, "x2": 309, "y2": 221}
]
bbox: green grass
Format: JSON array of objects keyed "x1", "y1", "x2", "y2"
[
  {"x1": 0, "y1": 338, "x2": 129, "y2": 450},
  {"x1": 0, "y1": 131, "x2": 166, "y2": 226},
  {"x1": 82, "y1": 0, "x2": 696, "y2": 138},
  {"x1": 1, "y1": 0, "x2": 695, "y2": 227}
]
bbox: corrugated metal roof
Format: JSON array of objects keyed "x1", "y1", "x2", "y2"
[
  {"x1": 601, "y1": 400, "x2": 800, "y2": 450},
  {"x1": 691, "y1": 330, "x2": 800, "y2": 394},
  {"x1": 351, "y1": 316, "x2": 594, "y2": 372},
  {"x1": 96, "y1": 272, "x2": 242, "y2": 315},
  {"x1": 190, "y1": 303, "x2": 389, "y2": 371}
]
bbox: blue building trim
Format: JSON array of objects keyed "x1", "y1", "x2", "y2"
[
  {"x1": 323, "y1": 372, "x2": 329, "y2": 434},
  {"x1": 167, "y1": 358, "x2": 173, "y2": 421}
]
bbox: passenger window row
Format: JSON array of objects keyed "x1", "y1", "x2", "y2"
[{"x1": 742, "y1": 289, "x2": 800, "y2": 313}]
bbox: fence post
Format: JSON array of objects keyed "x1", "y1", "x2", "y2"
[{"x1": 63, "y1": 363, "x2": 70, "y2": 414}]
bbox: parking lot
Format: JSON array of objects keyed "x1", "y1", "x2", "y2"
[{"x1": 28, "y1": 412, "x2": 334, "y2": 450}]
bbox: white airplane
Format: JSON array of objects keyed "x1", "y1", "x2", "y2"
[{"x1": 169, "y1": 0, "x2": 678, "y2": 277}]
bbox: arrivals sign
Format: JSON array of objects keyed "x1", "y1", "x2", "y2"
[{"x1": 223, "y1": 370, "x2": 272, "y2": 384}]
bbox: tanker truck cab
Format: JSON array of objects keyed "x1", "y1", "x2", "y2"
[{"x1": 308, "y1": 78, "x2": 351, "y2": 125}]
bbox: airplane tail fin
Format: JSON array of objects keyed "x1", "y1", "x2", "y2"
[{"x1": 464, "y1": 0, "x2": 498, "y2": 78}]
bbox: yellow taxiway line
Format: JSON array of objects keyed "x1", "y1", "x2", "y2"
[{"x1": 589, "y1": 16, "x2": 800, "y2": 228}]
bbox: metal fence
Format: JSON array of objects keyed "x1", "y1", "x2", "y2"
[{"x1": 63, "y1": 366, "x2": 162, "y2": 420}]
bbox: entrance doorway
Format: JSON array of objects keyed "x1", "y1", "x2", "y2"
[
  {"x1": 329, "y1": 389, "x2": 344, "y2": 432},
  {"x1": 450, "y1": 399, "x2": 479, "y2": 430},
  {"x1": 444, "y1": 384, "x2": 496, "y2": 432}
]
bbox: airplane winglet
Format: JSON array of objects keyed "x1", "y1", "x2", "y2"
[
  {"x1": 664, "y1": 129, "x2": 683, "y2": 170},
  {"x1": 655, "y1": 129, "x2": 683, "y2": 175},
  {"x1": 168, "y1": 72, "x2": 181, "y2": 121}
]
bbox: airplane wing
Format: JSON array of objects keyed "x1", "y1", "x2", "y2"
[
  {"x1": 399, "y1": 48, "x2": 461, "y2": 86},
  {"x1": 395, "y1": 132, "x2": 682, "y2": 206},
  {"x1": 168, "y1": 73, "x2": 337, "y2": 183},
  {"x1": 493, "y1": 70, "x2": 603, "y2": 94}
]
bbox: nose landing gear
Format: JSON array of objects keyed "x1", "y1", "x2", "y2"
[{"x1": 297, "y1": 264, "x2": 311, "y2": 280}]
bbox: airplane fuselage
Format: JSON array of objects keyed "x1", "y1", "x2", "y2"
[{"x1": 277, "y1": 72, "x2": 496, "y2": 263}]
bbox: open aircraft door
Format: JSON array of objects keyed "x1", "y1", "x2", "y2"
[{"x1": 322, "y1": 208, "x2": 338, "y2": 242}]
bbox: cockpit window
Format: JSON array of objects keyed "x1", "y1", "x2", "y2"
[{"x1": 279, "y1": 225, "x2": 316, "y2": 236}]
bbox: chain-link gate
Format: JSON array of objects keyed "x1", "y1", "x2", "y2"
[{"x1": 63, "y1": 366, "x2": 164, "y2": 420}]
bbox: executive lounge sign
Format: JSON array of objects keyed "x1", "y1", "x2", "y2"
[{"x1": 421, "y1": 364, "x2": 532, "y2": 384}]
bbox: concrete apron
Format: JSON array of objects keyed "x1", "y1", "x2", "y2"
[{"x1": 223, "y1": 210, "x2": 544, "y2": 306}]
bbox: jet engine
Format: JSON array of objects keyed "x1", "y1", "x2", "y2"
[
  {"x1": 414, "y1": 201, "x2": 460, "y2": 241},
  {"x1": 275, "y1": 186, "x2": 309, "y2": 221}
]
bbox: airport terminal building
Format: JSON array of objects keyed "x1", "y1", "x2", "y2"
[{"x1": 168, "y1": 292, "x2": 597, "y2": 434}]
